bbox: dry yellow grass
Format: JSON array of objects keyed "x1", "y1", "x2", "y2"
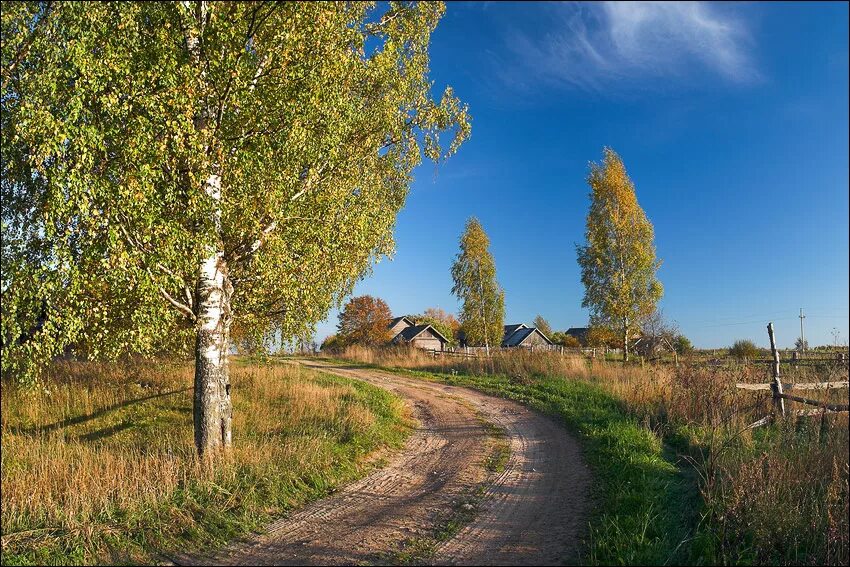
[
  {"x1": 1, "y1": 357, "x2": 409, "y2": 564},
  {"x1": 337, "y1": 345, "x2": 849, "y2": 564}
]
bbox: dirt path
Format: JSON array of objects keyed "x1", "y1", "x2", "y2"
[{"x1": 190, "y1": 361, "x2": 591, "y2": 566}]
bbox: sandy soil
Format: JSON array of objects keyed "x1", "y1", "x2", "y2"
[{"x1": 183, "y1": 361, "x2": 591, "y2": 566}]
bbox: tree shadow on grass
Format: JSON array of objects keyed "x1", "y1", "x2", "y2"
[
  {"x1": 76, "y1": 420, "x2": 136, "y2": 442},
  {"x1": 9, "y1": 387, "x2": 191, "y2": 437}
]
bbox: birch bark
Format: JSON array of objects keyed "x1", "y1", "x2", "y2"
[{"x1": 193, "y1": 172, "x2": 233, "y2": 456}]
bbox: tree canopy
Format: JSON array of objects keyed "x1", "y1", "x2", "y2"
[
  {"x1": 576, "y1": 148, "x2": 662, "y2": 361},
  {"x1": 411, "y1": 307, "x2": 459, "y2": 346},
  {"x1": 1, "y1": 1, "x2": 470, "y2": 384},
  {"x1": 337, "y1": 295, "x2": 393, "y2": 347},
  {"x1": 451, "y1": 217, "x2": 504, "y2": 351}
]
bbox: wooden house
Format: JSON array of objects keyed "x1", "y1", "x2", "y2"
[
  {"x1": 386, "y1": 316, "x2": 449, "y2": 351},
  {"x1": 502, "y1": 323, "x2": 554, "y2": 349}
]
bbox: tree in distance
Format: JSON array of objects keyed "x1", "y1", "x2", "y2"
[
  {"x1": 337, "y1": 295, "x2": 393, "y2": 347},
  {"x1": 451, "y1": 218, "x2": 504, "y2": 354},
  {"x1": 729, "y1": 339, "x2": 760, "y2": 360},
  {"x1": 533, "y1": 315, "x2": 553, "y2": 338},
  {"x1": 577, "y1": 148, "x2": 663, "y2": 362},
  {"x1": 412, "y1": 307, "x2": 460, "y2": 346}
]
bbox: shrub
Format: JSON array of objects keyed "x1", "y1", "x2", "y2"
[
  {"x1": 674, "y1": 335, "x2": 693, "y2": 354},
  {"x1": 729, "y1": 339, "x2": 759, "y2": 360}
]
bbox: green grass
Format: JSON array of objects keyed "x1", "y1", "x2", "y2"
[
  {"x1": 323, "y1": 357, "x2": 704, "y2": 566},
  {"x1": 1, "y1": 359, "x2": 411, "y2": 565}
]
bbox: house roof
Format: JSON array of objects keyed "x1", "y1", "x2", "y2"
[
  {"x1": 502, "y1": 326, "x2": 554, "y2": 347},
  {"x1": 566, "y1": 327, "x2": 589, "y2": 336},
  {"x1": 396, "y1": 324, "x2": 449, "y2": 344},
  {"x1": 502, "y1": 324, "x2": 527, "y2": 342},
  {"x1": 387, "y1": 316, "x2": 415, "y2": 330}
]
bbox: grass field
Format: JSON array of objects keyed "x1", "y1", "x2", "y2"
[
  {"x1": 334, "y1": 346, "x2": 849, "y2": 566},
  {"x1": 0, "y1": 357, "x2": 411, "y2": 565}
]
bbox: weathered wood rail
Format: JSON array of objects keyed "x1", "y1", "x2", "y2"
[{"x1": 737, "y1": 322, "x2": 849, "y2": 429}]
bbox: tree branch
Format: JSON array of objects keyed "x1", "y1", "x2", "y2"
[{"x1": 159, "y1": 286, "x2": 196, "y2": 321}]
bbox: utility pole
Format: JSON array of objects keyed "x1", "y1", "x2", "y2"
[{"x1": 798, "y1": 308, "x2": 806, "y2": 353}]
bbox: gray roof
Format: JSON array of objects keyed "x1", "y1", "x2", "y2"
[
  {"x1": 502, "y1": 326, "x2": 553, "y2": 347},
  {"x1": 395, "y1": 324, "x2": 449, "y2": 343},
  {"x1": 387, "y1": 316, "x2": 415, "y2": 330},
  {"x1": 503, "y1": 324, "x2": 527, "y2": 341}
]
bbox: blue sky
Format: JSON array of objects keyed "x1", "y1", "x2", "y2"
[{"x1": 315, "y1": 1, "x2": 849, "y2": 349}]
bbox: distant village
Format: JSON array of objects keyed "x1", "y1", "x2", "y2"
[{"x1": 385, "y1": 315, "x2": 582, "y2": 352}]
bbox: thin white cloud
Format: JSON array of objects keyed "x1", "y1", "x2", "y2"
[{"x1": 502, "y1": 2, "x2": 759, "y2": 92}]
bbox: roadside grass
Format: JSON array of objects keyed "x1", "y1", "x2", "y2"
[
  {"x1": 325, "y1": 347, "x2": 849, "y2": 566},
  {"x1": 0, "y1": 357, "x2": 411, "y2": 565},
  {"x1": 406, "y1": 367, "x2": 696, "y2": 566}
]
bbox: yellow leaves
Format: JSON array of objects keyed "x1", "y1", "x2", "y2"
[{"x1": 578, "y1": 148, "x2": 662, "y2": 335}]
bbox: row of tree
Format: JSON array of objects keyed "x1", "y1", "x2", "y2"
[{"x1": 326, "y1": 150, "x2": 690, "y2": 357}]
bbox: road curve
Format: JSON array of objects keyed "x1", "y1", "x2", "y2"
[{"x1": 191, "y1": 361, "x2": 591, "y2": 566}]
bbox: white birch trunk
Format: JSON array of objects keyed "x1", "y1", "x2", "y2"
[{"x1": 193, "y1": 172, "x2": 233, "y2": 457}]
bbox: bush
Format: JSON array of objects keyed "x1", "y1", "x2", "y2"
[
  {"x1": 320, "y1": 334, "x2": 346, "y2": 352},
  {"x1": 674, "y1": 335, "x2": 693, "y2": 354},
  {"x1": 729, "y1": 339, "x2": 759, "y2": 360}
]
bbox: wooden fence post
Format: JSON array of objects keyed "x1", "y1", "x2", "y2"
[{"x1": 768, "y1": 322, "x2": 785, "y2": 417}]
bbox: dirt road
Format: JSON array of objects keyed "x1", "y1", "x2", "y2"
[{"x1": 192, "y1": 361, "x2": 591, "y2": 566}]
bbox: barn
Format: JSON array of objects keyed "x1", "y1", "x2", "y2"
[
  {"x1": 391, "y1": 324, "x2": 449, "y2": 351},
  {"x1": 387, "y1": 316, "x2": 449, "y2": 351},
  {"x1": 502, "y1": 323, "x2": 554, "y2": 349}
]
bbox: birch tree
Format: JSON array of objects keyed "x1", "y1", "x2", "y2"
[
  {"x1": 451, "y1": 218, "x2": 504, "y2": 353},
  {"x1": 576, "y1": 148, "x2": 662, "y2": 361},
  {"x1": 1, "y1": 1, "x2": 469, "y2": 456}
]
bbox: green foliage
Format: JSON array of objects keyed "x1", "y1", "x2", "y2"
[
  {"x1": 729, "y1": 339, "x2": 760, "y2": 360},
  {"x1": 320, "y1": 334, "x2": 345, "y2": 353},
  {"x1": 1, "y1": 2, "x2": 470, "y2": 383},
  {"x1": 337, "y1": 295, "x2": 393, "y2": 347},
  {"x1": 410, "y1": 315, "x2": 456, "y2": 346},
  {"x1": 451, "y1": 218, "x2": 504, "y2": 349},
  {"x1": 549, "y1": 331, "x2": 581, "y2": 348},
  {"x1": 674, "y1": 335, "x2": 693, "y2": 354},
  {"x1": 576, "y1": 148, "x2": 662, "y2": 357},
  {"x1": 794, "y1": 337, "x2": 809, "y2": 351}
]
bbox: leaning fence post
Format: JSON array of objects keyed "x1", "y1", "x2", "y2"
[{"x1": 767, "y1": 322, "x2": 785, "y2": 417}]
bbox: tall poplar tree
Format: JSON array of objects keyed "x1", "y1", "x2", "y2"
[
  {"x1": 576, "y1": 148, "x2": 662, "y2": 361},
  {"x1": 1, "y1": 1, "x2": 469, "y2": 456},
  {"x1": 451, "y1": 218, "x2": 504, "y2": 353}
]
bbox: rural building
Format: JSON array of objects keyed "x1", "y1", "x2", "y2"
[
  {"x1": 387, "y1": 316, "x2": 415, "y2": 339},
  {"x1": 565, "y1": 327, "x2": 589, "y2": 346},
  {"x1": 502, "y1": 324, "x2": 554, "y2": 348},
  {"x1": 387, "y1": 317, "x2": 449, "y2": 351}
]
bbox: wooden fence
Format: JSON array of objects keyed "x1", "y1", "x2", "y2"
[{"x1": 736, "y1": 322, "x2": 849, "y2": 429}]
